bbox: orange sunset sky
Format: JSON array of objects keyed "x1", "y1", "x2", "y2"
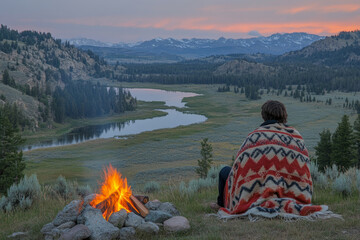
[{"x1": 0, "y1": 0, "x2": 359, "y2": 42}]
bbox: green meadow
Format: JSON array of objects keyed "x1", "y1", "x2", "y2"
[
  {"x1": 1, "y1": 83, "x2": 360, "y2": 239},
  {"x1": 23, "y1": 83, "x2": 356, "y2": 187}
]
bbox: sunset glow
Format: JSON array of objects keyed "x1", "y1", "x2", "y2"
[{"x1": 0, "y1": 0, "x2": 359, "y2": 41}]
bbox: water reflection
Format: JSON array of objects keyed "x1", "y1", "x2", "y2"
[{"x1": 24, "y1": 109, "x2": 207, "y2": 151}]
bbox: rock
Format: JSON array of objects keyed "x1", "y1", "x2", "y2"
[
  {"x1": 59, "y1": 224, "x2": 91, "y2": 240},
  {"x1": 48, "y1": 228, "x2": 62, "y2": 239},
  {"x1": 145, "y1": 210, "x2": 172, "y2": 223},
  {"x1": 125, "y1": 212, "x2": 144, "y2": 228},
  {"x1": 108, "y1": 209, "x2": 127, "y2": 228},
  {"x1": 137, "y1": 222, "x2": 159, "y2": 234},
  {"x1": 41, "y1": 222, "x2": 55, "y2": 235},
  {"x1": 158, "y1": 202, "x2": 180, "y2": 216},
  {"x1": 83, "y1": 194, "x2": 97, "y2": 206},
  {"x1": 53, "y1": 200, "x2": 82, "y2": 226},
  {"x1": 77, "y1": 205, "x2": 120, "y2": 240},
  {"x1": 164, "y1": 216, "x2": 190, "y2": 232},
  {"x1": 57, "y1": 221, "x2": 76, "y2": 230},
  {"x1": 145, "y1": 200, "x2": 161, "y2": 210},
  {"x1": 7, "y1": 232, "x2": 28, "y2": 239},
  {"x1": 44, "y1": 235, "x2": 54, "y2": 240},
  {"x1": 119, "y1": 227, "x2": 136, "y2": 240}
]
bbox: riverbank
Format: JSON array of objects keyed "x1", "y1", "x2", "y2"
[{"x1": 24, "y1": 83, "x2": 356, "y2": 187}]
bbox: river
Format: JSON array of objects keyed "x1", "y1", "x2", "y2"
[{"x1": 23, "y1": 88, "x2": 207, "y2": 151}]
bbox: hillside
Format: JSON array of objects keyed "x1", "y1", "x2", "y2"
[
  {"x1": 279, "y1": 31, "x2": 360, "y2": 66},
  {"x1": 0, "y1": 25, "x2": 127, "y2": 129},
  {"x1": 214, "y1": 59, "x2": 278, "y2": 76}
]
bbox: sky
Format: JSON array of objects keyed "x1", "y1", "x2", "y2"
[{"x1": 0, "y1": 0, "x2": 359, "y2": 43}]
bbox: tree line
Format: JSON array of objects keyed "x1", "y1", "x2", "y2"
[
  {"x1": 51, "y1": 81, "x2": 137, "y2": 123},
  {"x1": 315, "y1": 115, "x2": 360, "y2": 171}
]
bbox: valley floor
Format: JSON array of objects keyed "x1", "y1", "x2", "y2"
[
  {"x1": 1, "y1": 83, "x2": 359, "y2": 239},
  {"x1": 24, "y1": 83, "x2": 357, "y2": 187}
]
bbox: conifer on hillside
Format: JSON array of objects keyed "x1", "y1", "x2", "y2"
[
  {"x1": 0, "y1": 112, "x2": 25, "y2": 194},
  {"x1": 331, "y1": 115, "x2": 356, "y2": 170},
  {"x1": 314, "y1": 129, "x2": 332, "y2": 171}
]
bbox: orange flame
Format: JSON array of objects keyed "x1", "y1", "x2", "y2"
[{"x1": 90, "y1": 164, "x2": 138, "y2": 220}]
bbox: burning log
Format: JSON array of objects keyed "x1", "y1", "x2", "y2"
[{"x1": 94, "y1": 190, "x2": 149, "y2": 219}]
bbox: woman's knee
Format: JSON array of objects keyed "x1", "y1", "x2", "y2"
[{"x1": 219, "y1": 166, "x2": 231, "y2": 179}]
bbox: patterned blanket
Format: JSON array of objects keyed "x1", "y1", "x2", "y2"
[{"x1": 218, "y1": 123, "x2": 338, "y2": 220}]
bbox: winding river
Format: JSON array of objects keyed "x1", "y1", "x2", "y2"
[{"x1": 23, "y1": 88, "x2": 207, "y2": 151}]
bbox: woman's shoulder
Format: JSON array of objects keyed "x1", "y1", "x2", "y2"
[{"x1": 253, "y1": 123, "x2": 302, "y2": 137}]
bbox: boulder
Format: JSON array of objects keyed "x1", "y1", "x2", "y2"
[
  {"x1": 59, "y1": 224, "x2": 91, "y2": 240},
  {"x1": 124, "y1": 212, "x2": 144, "y2": 228},
  {"x1": 77, "y1": 205, "x2": 120, "y2": 240},
  {"x1": 158, "y1": 202, "x2": 180, "y2": 216},
  {"x1": 83, "y1": 194, "x2": 97, "y2": 206},
  {"x1": 164, "y1": 216, "x2": 190, "y2": 232},
  {"x1": 53, "y1": 200, "x2": 82, "y2": 226},
  {"x1": 57, "y1": 221, "x2": 76, "y2": 230},
  {"x1": 145, "y1": 200, "x2": 161, "y2": 210},
  {"x1": 137, "y1": 222, "x2": 159, "y2": 234},
  {"x1": 119, "y1": 227, "x2": 136, "y2": 240},
  {"x1": 108, "y1": 209, "x2": 127, "y2": 228},
  {"x1": 41, "y1": 222, "x2": 55, "y2": 235},
  {"x1": 145, "y1": 210, "x2": 172, "y2": 223}
]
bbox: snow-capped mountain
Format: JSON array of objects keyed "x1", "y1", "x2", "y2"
[
  {"x1": 126, "y1": 33, "x2": 324, "y2": 56},
  {"x1": 70, "y1": 33, "x2": 324, "y2": 61},
  {"x1": 67, "y1": 38, "x2": 114, "y2": 47}
]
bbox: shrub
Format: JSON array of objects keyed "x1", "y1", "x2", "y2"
[
  {"x1": 53, "y1": 175, "x2": 72, "y2": 199},
  {"x1": 179, "y1": 175, "x2": 218, "y2": 196},
  {"x1": 76, "y1": 185, "x2": 92, "y2": 197},
  {"x1": 309, "y1": 160, "x2": 319, "y2": 181},
  {"x1": 325, "y1": 164, "x2": 339, "y2": 180},
  {"x1": 332, "y1": 173, "x2": 352, "y2": 197},
  {"x1": 314, "y1": 173, "x2": 329, "y2": 189},
  {"x1": 207, "y1": 165, "x2": 226, "y2": 180},
  {"x1": 0, "y1": 174, "x2": 41, "y2": 212},
  {"x1": 143, "y1": 181, "x2": 160, "y2": 193}
]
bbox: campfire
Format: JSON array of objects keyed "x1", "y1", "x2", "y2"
[{"x1": 89, "y1": 164, "x2": 149, "y2": 220}]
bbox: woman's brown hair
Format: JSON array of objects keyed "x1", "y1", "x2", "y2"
[{"x1": 261, "y1": 100, "x2": 288, "y2": 123}]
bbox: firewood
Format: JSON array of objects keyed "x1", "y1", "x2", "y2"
[
  {"x1": 134, "y1": 195, "x2": 149, "y2": 204},
  {"x1": 130, "y1": 195, "x2": 149, "y2": 217}
]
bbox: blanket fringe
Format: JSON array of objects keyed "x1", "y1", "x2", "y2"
[{"x1": 208, "y1": 206, "x2": 343, "y2": 222}]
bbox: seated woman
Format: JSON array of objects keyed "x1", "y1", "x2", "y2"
[{"x1": 214, "y1": 100, "x2": 335, "y2": 219}]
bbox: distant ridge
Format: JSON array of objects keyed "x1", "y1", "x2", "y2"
[{"x1": 70, "y1": 32, "x2": 323, "y2": 63}]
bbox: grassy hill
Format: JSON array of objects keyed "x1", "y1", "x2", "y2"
[
  {"x1": 279, "y1": 31, "x2": 360, "y2": 66},
  {"x1": 0, "y1": 25, "x2": 124, "y2": 128}
]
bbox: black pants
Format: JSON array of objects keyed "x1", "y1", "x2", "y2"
[{"x1": 217, "y1": 166, "x2": 231, "y2": 207}]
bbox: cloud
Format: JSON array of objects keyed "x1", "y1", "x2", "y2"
[
  {"x1": 248, "y1": 31, "x2": 262, "y2": 37},
  {"x1": 282, "y1": 4, "x2": 360, "y2": 14}
]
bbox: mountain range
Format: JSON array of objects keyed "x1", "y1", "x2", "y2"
[{"x1": 68, "y1": 33, "x2": 324, "y2": 63}]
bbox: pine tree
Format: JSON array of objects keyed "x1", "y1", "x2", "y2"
[
  {"x1": 195, "y1": 138, "x2": 213, "y2": 178},
  {"x1": 353, "y1": 114, "x2": 360, "y2": 167},
  {"x1": 0, "y1": 112, "x2": 25, "y2": 194},
  {"x1": 2, "y1": 69, "x2": 10, "y2": 85},
  {"x1": 331, "y1": 115, "x2": 356, "y2": 170},
  {"x1": 314, "y1": 129, "x2": 332, "y2": 171}
]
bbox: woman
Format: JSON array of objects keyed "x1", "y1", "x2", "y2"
[{"x1": 213, "y1": 100, "x2": 335, "y2": 219}]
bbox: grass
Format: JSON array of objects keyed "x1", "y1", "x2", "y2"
[
  {"x1": 1, "y1": 181, "x2": 359, "y2": 240},
  {"x1": 23, "y1": 84, "x2": 357, "y2": 187}
]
